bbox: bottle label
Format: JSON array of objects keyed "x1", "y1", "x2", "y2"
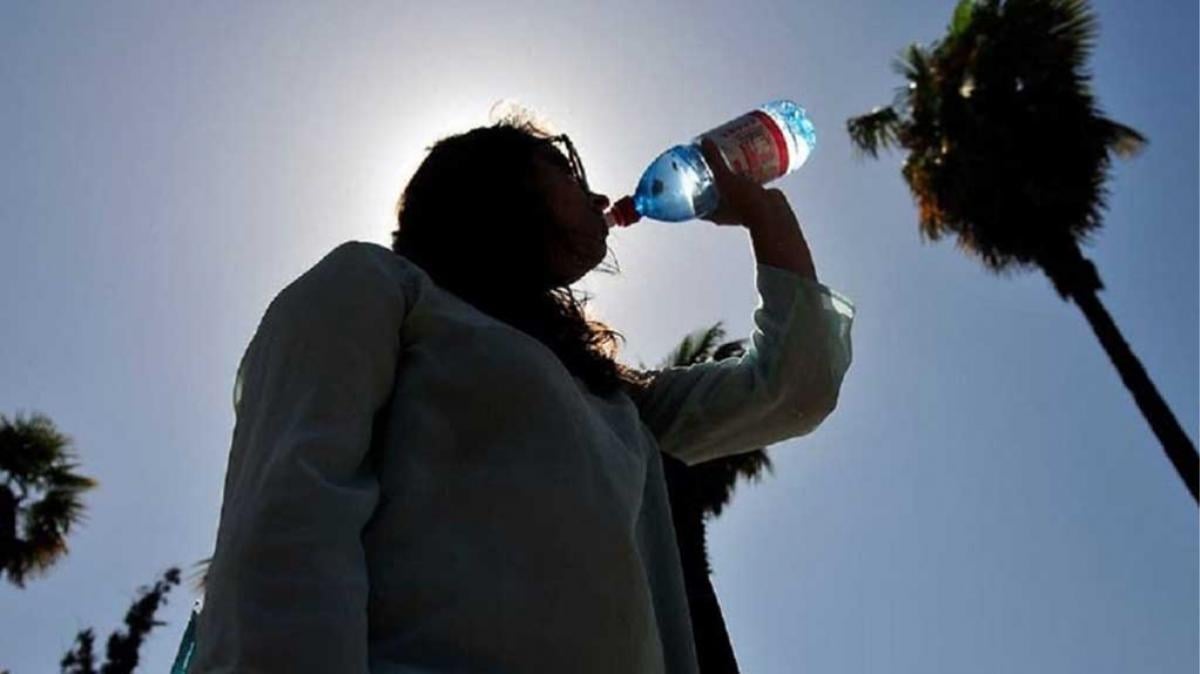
[{"x1": 699, "y1": 110, "x2": 790, "y2": 185}]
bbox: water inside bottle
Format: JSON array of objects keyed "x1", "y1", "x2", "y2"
[{"x1": 631, "y1": 144, "x2": 718, "y2": 222}]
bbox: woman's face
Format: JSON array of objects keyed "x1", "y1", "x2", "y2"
[{"x1": 533, "y1": 148, "x2": 611, "y2": 285}]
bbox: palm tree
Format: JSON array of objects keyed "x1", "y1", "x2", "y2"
[
  {"x1": 0, "y1": 412, "x2": 99, "y2": 587},
  {"x1": 846, "y1": 0, "x2": 1197, "y2": 502},
  {"x1": 60, "y1": 566, "x2": 182, "y2": 674},
  {"x1": 643, "y1": 321, "x2": 777, "y2": 674}
]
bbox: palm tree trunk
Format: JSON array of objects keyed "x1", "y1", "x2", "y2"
[
  {"x1": 0, "y1": 485, "x2": 16, "y2": 573},
  {"x1": 1040, "y1": 244, "x2": 1197, "y2": 503},
  {"x1": 689, "y1": 519, "x2": 740, "y2": 674},
  {"x1": 662, "y1": 454, "x2": 741, "y2": 673},
  {"x1": 1065, "y1": 271, "x2": 1198, "y2": 503}
]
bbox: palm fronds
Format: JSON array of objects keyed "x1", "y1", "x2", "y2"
[
  {"x1": 1, "y1": 412, "x2": 98, "y2": 588},
  {"x1": 846, "y1": 0, "x2": 1147, "y2": 290}
]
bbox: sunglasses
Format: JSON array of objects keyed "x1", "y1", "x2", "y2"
[{"x1": 546, "y1": 134, "x2": 591, "y2": 196}]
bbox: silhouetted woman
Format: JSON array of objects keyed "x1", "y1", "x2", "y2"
[{"x1": 191, "y1": 109, "x2": 855, "y2": 673}]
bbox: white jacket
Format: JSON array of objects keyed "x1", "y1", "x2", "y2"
[{"x1": 193, "y1": 241, "x2": 855, "y2": 673}]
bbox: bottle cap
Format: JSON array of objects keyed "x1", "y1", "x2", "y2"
[{"x1": 606, "y1": 195, "x2": 641, "y2": 228}]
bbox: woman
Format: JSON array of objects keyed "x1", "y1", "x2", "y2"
[{"x1": 191, "y1": 111, "x2": 855, "y2": 673}]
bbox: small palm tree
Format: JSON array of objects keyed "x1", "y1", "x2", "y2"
[
  {"x1": 60, "y1": 566, "x2": 182, "y2": 674},
  {"x1": 846, "y1": 0, "x2": 1197, "y2": 502},
  {"x1": 0, "y1": 412, "x2": 99, "y2": 587},
  {"x1": 644, "y1": 321, "x2": 778, "y2": 674}
]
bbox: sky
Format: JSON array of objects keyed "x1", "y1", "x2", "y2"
[{"x1": 1, "y1": 1, "x2": 1195, "y2": 672}]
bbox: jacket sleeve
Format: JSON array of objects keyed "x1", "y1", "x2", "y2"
[
  {"x1": 631, "y1": 263, "x2": 855, "y2": 466},
  {"x1": 192, "y1": 242, "x2": 411, "y2": 673}
]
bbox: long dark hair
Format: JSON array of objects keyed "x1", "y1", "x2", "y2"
[{"x1": 391, "y1": 109, "x2": 651, "y2": 399}]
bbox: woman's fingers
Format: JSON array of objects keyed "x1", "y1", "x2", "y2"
[
  {"x1": 697, "y1": 137, "x2": 802, "y2": 232},
  {"x1": 699, "y1": 137, "x2": 732, "y2": 182},
  {"x1": 698, "y1": 137, "x2": 760, "y2": 227}
]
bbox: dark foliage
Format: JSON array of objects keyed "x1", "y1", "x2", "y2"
[
  {"x1": 60, "y1": 567, "x2": 182, "y2": 674},
  {"x1": 847, "y1": 0, "x2": 1145, "y2": 298},
  {"x1": 1, "y1": 412, "x2": 98, "y2": 588}
]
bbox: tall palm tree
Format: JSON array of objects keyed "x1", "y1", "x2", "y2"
[
  {"x1": 846, "y1": 0, "x2": 1197, "y2": 502},
  {"x1": 0, "y1": 412, "x2": 99, "y2": 587},
  {"x1": 644, "y1": 321, "x2": 778, "y2": 674}
]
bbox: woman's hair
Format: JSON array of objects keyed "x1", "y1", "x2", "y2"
[{"x1": 390, "y1": 108, "x2": 652, "y2": 400}]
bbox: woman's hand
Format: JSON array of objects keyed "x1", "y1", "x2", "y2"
[
  {"x1": 697, "y1": 137, "x2": 799, "y2": 233},
  {"x1": 698, "y1": 137, "x2": 818, "y2": 280}
]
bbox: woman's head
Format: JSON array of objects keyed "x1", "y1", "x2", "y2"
[
  {"x1": 392, "y1": 112, "x2": 614, "y2": 297},
  {"x1": 529, "y1": 140, "x2": 612, "y2": 285},
  {"x1": 390, "y1": 108, "x2": 648, "y2": 399}
]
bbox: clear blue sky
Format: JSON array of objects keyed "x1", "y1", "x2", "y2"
[{"x1": 1, "y1": 1, "x2": 1195, "y2": 671}]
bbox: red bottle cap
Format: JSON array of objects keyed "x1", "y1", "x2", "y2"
[{"x1": 606, "y1": 195, "x2": 641, "y2": 228}]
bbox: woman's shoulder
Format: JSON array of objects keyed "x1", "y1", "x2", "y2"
[
  {"x1": 267, "y1": 241, "x2": 431, "y2": 322},
  {"x1": 320, "y1": 240, "x2": 429, "y2": 281},
  {"x1": 317, "y1": 240, "x2": 434, "y2": 294}
]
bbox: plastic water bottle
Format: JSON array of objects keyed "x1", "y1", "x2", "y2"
[{"x1": 604, "y1": 99, "x2": 817, "y2": 228}]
